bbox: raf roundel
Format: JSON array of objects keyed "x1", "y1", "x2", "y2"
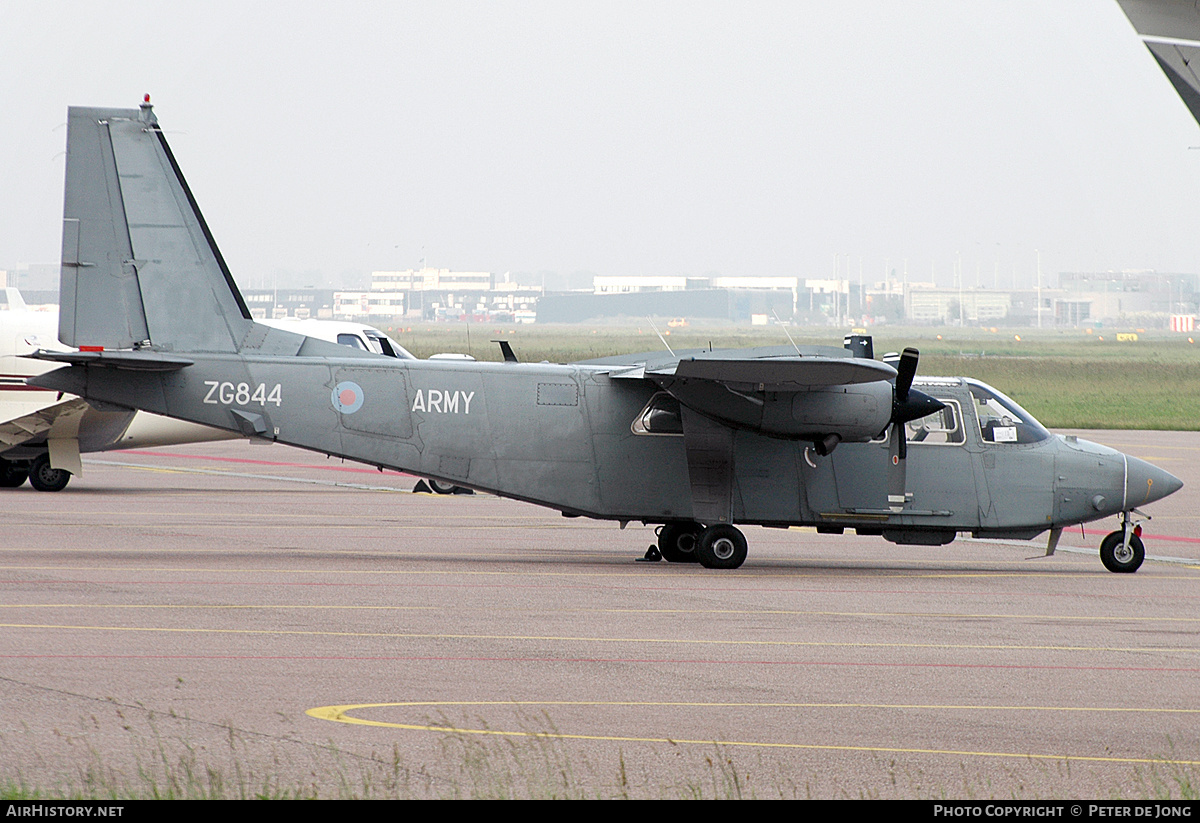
[{"x1": 332, "y1": 381, "x2": 365, "y2": 414}]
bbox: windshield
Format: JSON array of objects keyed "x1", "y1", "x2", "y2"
[
  {"x1": 363, "y1": 330, "x2": 417, "y2": 360},
  {"x1": 966, "y1": 379, "x2": 1050, "y2": 444}
]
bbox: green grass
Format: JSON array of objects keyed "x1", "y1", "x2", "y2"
[
  {"x1": 3, "y1": 724, "x2": 1197, "y2": 800},
  {"x1": 384, "y1": 323, "x2": 1200, "y2": 430}
]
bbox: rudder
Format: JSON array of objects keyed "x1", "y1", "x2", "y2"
[{"x1": 60, "y1": 99, "x2": 252, "y2": 353}]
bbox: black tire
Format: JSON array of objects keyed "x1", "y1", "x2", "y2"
[
  {"x1": 427, "y1": 479, "x2": 458, "y2": 495},
  {"x1": 1100, "y1": 530, "x2": 1144, "y2": 574},
  {"x1": 0, "y1": 459, "x2": 28, "y2": 489},
  {"x1": 658, "y1": 522, "x2": 702, "y2": 563},
  {"x1": 696, "y1": 524, "x2": 748, "y2": 570},
  {"x1": 28, "y1": 454, "x2": 70, "y2": 493}
]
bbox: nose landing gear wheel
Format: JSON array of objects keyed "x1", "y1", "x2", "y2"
[
  {"x1": 1100, "y1": 530, "x2": 1144, "y2": 573},
  {"x1": 658, "y1": 522, "x2": 703, "y2": 563},
  {"x1": 696, "y1": 524, "x2": 747, "y2": 570}
]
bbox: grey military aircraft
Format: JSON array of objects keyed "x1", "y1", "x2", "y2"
[
  {"x1": 28, "y1": 99, "x2": 1182, "y2": 572},
  {"x1": 1117, "y1": 0, "x2": 1200, "y2": 126}
]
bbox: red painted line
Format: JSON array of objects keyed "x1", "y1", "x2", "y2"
[
  {"x1": 1081, "y1": 528, "x2": 1200, "y2": 545},
  {"x1": 114, "y1": 449, "x2": 414, "y2": 477},
  {"x1": 0, "y1": 385, "x2": 56, "y2": 392},
  {"x1": 2, "y1": 653, "x2": 1199, "y2": 674}
]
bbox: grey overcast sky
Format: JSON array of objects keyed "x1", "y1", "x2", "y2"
[{"x1": 2, "y1": 0, "x2": 1199, "y2": 290}]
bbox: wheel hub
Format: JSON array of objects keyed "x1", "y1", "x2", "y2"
[{"x1": 712, "y1": 538, "x2": 735, "y2": 561}]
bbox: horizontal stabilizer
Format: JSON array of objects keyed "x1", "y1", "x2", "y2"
[{"x1": 26, "y1": 349, "x2": 193, "y2": 371}]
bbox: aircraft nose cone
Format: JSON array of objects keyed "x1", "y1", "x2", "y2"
[{"x1": 1125, "y1": 455, "x2": 1183, "y2": 507}]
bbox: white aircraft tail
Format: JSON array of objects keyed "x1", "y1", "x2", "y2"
[{"x1": 3, "y1": 288, "x2": 27, "y2": 312}]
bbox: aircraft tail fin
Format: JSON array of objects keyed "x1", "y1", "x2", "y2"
[
  {"x1": 60, "y1": 99, "x2": 253, "y2": 353},
  {"x1": 4, "y1": 287, "x2": 27, "y2": 312},
  {"x1": 1117, "y1": 0, "x2": 1200, "y2": 127}
]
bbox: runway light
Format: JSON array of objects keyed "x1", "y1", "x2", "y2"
[
  {"x1": 936, "y1": 334, "x2": 942, "y2": 340},
  {"x1": 1014, "y1": 335, "x2": 1021, "y2": 342}
]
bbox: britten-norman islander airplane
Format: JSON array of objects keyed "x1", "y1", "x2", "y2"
[{"x1": 27, "y1": 99, "x2": 1182, "y2": 572}]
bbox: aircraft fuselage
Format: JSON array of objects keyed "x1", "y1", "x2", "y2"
[{"x1": 40, "y1": 353, "x2": 1177, "y2": 547}]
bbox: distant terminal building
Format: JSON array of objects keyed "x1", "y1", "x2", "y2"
[
  {"x1": 905, "y1": 287, "x2": 1019, "y2": 325},
  {"x1": 896, "y1": 271, "x2": 1199, "y2": 328},
  {"x1": 538, "y1": 287, "x2": 795, "y2": 324},
  {"x1": 1056, "y1": 271, "x2": 1198, "y2": 327},
  {"x1": 333, "y1": 291, "x2": 407, "y2": 322},
  {"x1": 241, "y1": 288, "x2": 336, "y2": 320},
  {"x1": 372, "y1": 268, "x2": 493, "y2": 293},
  {"x1": 366, "y1": 268, "x2": 540, "y2": 322},
  {"x1": 540, "y1": 275, "x2": 804, "y2": 324},
  {"x1": 593, "y1": 275, "x2": 801, "y2": 307}
]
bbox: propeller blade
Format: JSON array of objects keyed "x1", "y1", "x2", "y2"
[
  {"x1": 888, "y1": 424, "x2": 907, "y2": 512},
  {"x1": 894, "y1": 347, "x2": 919, "y2": 402},
  {"x1": 886, "y1": 346, "x2": 942, "y2": 514},
  {"x1": 890, "y1": 348, "x2": 943, "y2": 428}
]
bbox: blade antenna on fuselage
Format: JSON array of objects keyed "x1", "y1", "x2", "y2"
[
  {"x1": 647, "y1": 317, "x2": 675, "y2": 357},
  {"x1": 772, "y1": 310, "x2": 801, "y2": 355}
]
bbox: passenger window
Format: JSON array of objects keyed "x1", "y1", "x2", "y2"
[
  {"x1": 632, "y1": 393, "x2": 684, "y2": 436},
  {"x1": 905, "y1": 400, "x2": 964, "y2": 445}
]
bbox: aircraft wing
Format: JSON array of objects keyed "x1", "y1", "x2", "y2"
[
  {"x1": 0, "y1": 397, "x2": 91, "y2": 450},
  {"x1": 583, "y1": 344, "x2": 903, "y2": 445},
  {"x1": 671, "y1": 355, "x2": 895, "y2": 388},
  {"x1": 1117, "y1": 0, "x2": 1200, "y2": 126},
  {"x1": 581, "y1": 344, "x2": 896, "y2": 386}
]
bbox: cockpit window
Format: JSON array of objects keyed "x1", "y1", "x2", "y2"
[
  {"x1": 336, "y1": 333, "x2": 368, "y2": 350},
  {"x1": 967, "y1": 380, "x2": 1050, "y2": 444},
  {"x1": 632, "y1": 392, "x2": 684, "y2": 436},
  {"x1": 905, "y1": 399, "x2": 964, "y2": 445},
  {"x1": 363, "y1": 330, "x2": 417, "y2": 360}
]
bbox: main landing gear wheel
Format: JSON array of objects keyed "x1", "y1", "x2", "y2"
[
  {"x1": 28, "y1": 454, "x2": 70, "y2": 493},
  {"x1": 427, "y1": 479, "x2": 458, "y2": 495},
  {"x1": 0, "y1": 459, "x2": 28, "y2": 489},
  {"x1": 1100, "y1": 530, "x2": 1144, "y2": 574},
  {"x1": 696, "y1": 524, "x2": 748, "y2": 570},
  {"x1": 658, "y1": 522, "x2": 703, "y2": 563}
]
